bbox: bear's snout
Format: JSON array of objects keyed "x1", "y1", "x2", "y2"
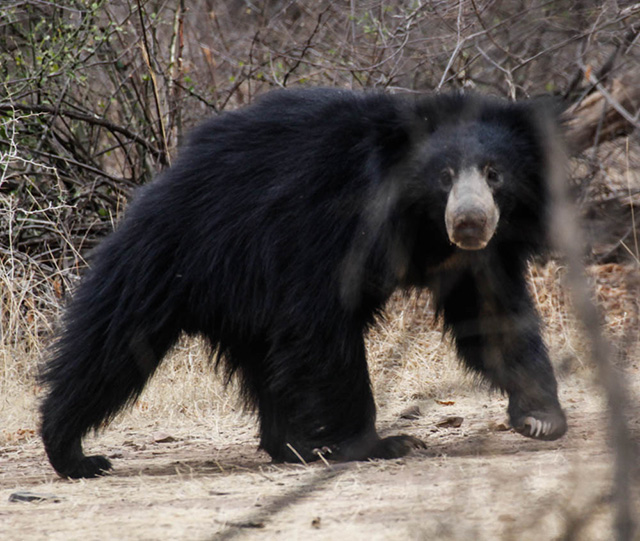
[{"x1": 444, "y1": 168, "x2": 500, "y2": 250}]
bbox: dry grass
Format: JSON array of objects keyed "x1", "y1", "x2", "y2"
[{"x1": 2, "y1": 258, "x2": 635, "y2": 442}]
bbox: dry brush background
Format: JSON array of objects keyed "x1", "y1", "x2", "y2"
[{"x1": 1, "y1": 1, "x2": 640, "y2": 539}]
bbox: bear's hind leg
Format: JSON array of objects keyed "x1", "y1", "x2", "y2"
[{"x1": 41, "y1": 321, "x2": 179, "y2": 478}]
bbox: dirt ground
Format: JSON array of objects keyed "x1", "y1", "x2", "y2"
[
  {"x1": 1, "y1": 266, "x2": 639, "y2": 540},
  {"x1": 2, "y1": 365, "x2": 638, "y2": 540}
]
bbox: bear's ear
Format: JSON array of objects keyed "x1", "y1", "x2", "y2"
[{"x1": 411, "y1": 91, "x2": 469, "y2": 134}]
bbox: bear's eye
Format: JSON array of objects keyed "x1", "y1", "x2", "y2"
[
  {"x1": 439, "y1": 168, "x2": 454, "y2": 189},
  {"x1": 485, "y1": 165, "x2": 502, "y2": 187}
]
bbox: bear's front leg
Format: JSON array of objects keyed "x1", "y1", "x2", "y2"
[
  {"x1": 436, "y1": 264, "x2": 567, "y2": 441},
  {"x1": 252, "y1": 327, "x2": 425, "y2": 463}
]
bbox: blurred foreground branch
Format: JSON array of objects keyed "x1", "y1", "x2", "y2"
[{"x1": 546, "y1": 109, "x2": 637, "y2": 540}]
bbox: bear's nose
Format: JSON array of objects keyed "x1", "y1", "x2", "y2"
[
  {"x1": 453, "y1": 209, "x2": 488, "y2": 230},
  {"x1": 450, "y1": 209, "x2": 492, "y2": 250}
]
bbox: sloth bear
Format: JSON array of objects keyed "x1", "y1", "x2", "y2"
[{"x1": 40, "y1": 88, "x2": 568, "y2": 478}]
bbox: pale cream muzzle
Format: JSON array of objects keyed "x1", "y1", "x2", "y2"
[{"x1": 444, "y1": 167, "x2": 500, "y2": 250}]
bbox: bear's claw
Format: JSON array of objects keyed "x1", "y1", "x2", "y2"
[{"x1": 511, "y1": 410, "x2": 567, "y2": 441}]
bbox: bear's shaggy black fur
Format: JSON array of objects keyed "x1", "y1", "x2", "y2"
[{"x1": 40, "y1": 88, "x2": 567, "y2": 478}]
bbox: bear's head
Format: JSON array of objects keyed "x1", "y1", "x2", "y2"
[{"x1": 403, "y1": 95, "x2": 558, "y2": 253}]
